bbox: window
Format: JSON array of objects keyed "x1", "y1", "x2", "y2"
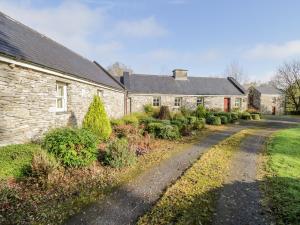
[
  {"x1": 56, "y1": 82, "x2": 67, "y2": 112},
  {"x1": 97, "y1": 89, "x2": 103, "y2": 97},
  {"x1": 153, "y1": 96, "x2": 161, "y2": 106},
  {"x1": 174, "y1": 97, "x2": 182, "y2": 107},
  {"x1": 272, "y1": 97, "x2": 277, "y2": 104},
  {"x1": 235, "y1": 98, "x2": 242, "y2": 108},
  {"x1": 197, "y1": 97, "x2": 204, "y2": 106}
]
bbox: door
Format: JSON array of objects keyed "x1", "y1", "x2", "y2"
[
  {"x1": 224, "y1": 98, "x2": 231, "y2": 112},
  {"x1": 272, "y1": 106, "x2": 276, "y2": 115}
]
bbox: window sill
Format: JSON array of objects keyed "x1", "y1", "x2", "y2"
[{"x1": 56, "y1": 111, "x2": 69, "y2": 115}]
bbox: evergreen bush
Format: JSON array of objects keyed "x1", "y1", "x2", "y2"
[
  {"x1": 193, "y1": 118, "x2": 206, "y2": 130},
  {"x1": 122, "y1": 115, "x2": 139, "y2": 127},
  {"x1": 158, "y1": 106, "x2": 171, "y2": 120},
  {"x1": 83, "y1": 95, "x2": 112, "y2": 140},
  {"x1": 206, "y1": 115, "x2": 221, "y2": 125},
  {"x1": 251, "y1": 114, "x2": 260, "y2": 120},
  {"x1": 220, "y1": 116, "x2": 228, "y2": 124},
  {"x1": 104, "y1": 138, "x2": 136, "y2": 168},
  {"x1": 42, "y1": 128, "x2": 98, "y2": 167},
  {"x1": 194, "y1": 105, "x2": 207, "y2": 118},
  {"x1": 241, "y1": 112, "x2": 252, "y2": 120}
]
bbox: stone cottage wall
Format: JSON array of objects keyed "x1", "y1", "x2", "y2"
[
  {"x1": 128, "y1": 94, "x2": 247, "y2": 113},
  {"x1": 0, "y1": 62, "x2": 125, "y2": 146},
  {"x1": 260, "y1": 94, "x2": 284, "y2": 114}
]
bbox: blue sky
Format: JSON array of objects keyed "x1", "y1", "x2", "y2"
[{"x1": 1, "y1": 0, "x2": 300, "y2": 82}]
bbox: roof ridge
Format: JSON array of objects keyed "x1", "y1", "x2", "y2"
[
  {"x1": 0, "y1": 11, "x2": 95, "y2": 65},
  {"x1": 132, "y1": 73, "x2": 226, "y2": 79}
]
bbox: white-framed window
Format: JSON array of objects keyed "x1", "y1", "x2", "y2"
[
  {"x1": 235, "y1": 98, "x2": 242, "y2": 108},
  {"x1": 56, "y1": 82, "x2": 67, "y2": 112},
  {"x1": 153, "y1": 96, "x2": 161, "y2": 106},
  {"x1": 174, "y1": 97, "x2": 182, "y2": 107},
  {"x1": 97, "y1": 89, "x2": 104, "y2": 97},
  {"x1": 197, "y1": 97, "x2": 204, "y2": 106}
]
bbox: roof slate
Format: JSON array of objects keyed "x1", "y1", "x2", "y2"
[
  {"x1": 124, "y1": 74, "x2": 246, "y2": 95},
  {"x1": 0, "y1": 12, "x2": 123, "y2": 90},
  {"x1": 256, "y1": 84, "x2": 281, "y2": 95}
]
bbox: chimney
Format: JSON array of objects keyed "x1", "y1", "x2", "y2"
[
  {"x1": 173, "y1": 69, "x2": 188, "y2": 80},
  {"x1": 121, "y1": 71, "x2": 130, "y2": 88}
]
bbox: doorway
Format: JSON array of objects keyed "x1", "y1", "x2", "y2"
[
  {"x1": 224, "y1": 98, "x2": 231, "y2": 112},
  {"x1": 272, "y1": 106, "x2": 276, "y2": 115}
]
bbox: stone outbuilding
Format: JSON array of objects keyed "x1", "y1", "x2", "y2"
[
  {"x1": 0, "y1": 12, "x2": 125, "y2": 146},
  {"x1": 118, "y1": 69, "x2": 247, "y2": 113},
  {"x1": 248, "y1": 85, "x2": 284, "y2": 115}
]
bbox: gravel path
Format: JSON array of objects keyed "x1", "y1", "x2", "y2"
[
  {"x1": 212, "y1": 129, "x2": 274, "y2": 225},
  {"x1": 65, "y1": 126, "x2": 244, "y2": 225}
]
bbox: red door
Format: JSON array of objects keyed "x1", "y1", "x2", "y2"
[{"x1": 224, "y1": 98, "x2": 230, "y2": 112}]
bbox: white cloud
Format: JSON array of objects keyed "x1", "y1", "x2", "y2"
[
  {"x1": 244, "y1": 40, "x2": 300, "y2": 60},
  {"x1": 114, "y1": 16, "x2": 168, "y2": 38}
]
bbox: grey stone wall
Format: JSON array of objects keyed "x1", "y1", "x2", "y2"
[
  {"x1": 0, "y1": 62, "x2": 125, "y2": 146},
  {"x1": 260, "y1": 94, "x2": 284, "y2": 114},
  {"x1": 128, "y1": 94, "x2": 247, "y2": 113}
]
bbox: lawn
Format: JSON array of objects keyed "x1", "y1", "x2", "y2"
[
  {"x1": 262, "y1": 127, "x2": 300, "y2": 225},
  {"x1": 0, "y1": 144, "x2": 41, "y2": 180},
  {"x1": 137, "y1": 129, "x2": 253, "y2": 225}
]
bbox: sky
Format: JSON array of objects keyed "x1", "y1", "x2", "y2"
[{"x1": 1, "y1": 0, "x2": 300, "y2": 82}]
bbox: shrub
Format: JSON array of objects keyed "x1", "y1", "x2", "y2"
[
  {"x1": 230, "y1": 112, "x2": 239, "y2": 121},
  {"x1": 83, "y1": 95, "x2": 112, "y2": 140},
  {"x1": 180, "y1": 124, "x2": 193, "y2": 136},
  {"x1": 42, "y1": 128, "x2": 98, "y2": 167},
  {"x1": 110, "y1": 118, "x2": 125, "y2": 127},
  {"x1": 159, "y1": 125, "x2": 180, "y2": 140},
  {"x1": 113, "y1": 124, "x2": 139, "y2": 138},
  {"x1": 220, "y1": 116, "x2": 228, "y2": 124},
  {"x1": 158, "y1": 106, "x2": 171, "y2": 120},
  {"x1": 147, "y1": 123, "x2": 180, "y2": 140},
  {"x1": 139, "y1": 117, "x2": 157, "y2": 126},
  {"x1": 193, "y1": 118, "x2": 206, "y2": 130},
  {"x1": 144, "y1": 104, "x2": 154, "y2": 114},
  {"x1": 194, "y1": 105, "x2": 207, "y2": 118},
  {"x1": 122, "y1": 115, "x2": 139, "y2": 127},
  {"x1": 172, "y1": 112, "x2": 185, "y2": 120},
  {"x1": 187, "y1": 116, "x2": 197, "y2": 125},
  {"x1": 30, "y1": 151, "x2": 60, "y2": 178},
  {"x1": 104, "y1": 138, "x2": 136, "y2": 168},
  {"x1": 241, "y1": 112, "x2": 252, "y2": 120},
  {"x1": 206, "y1": 115, "x2": 221, "y2": 125},
  {"x1": 215, "y1": 112, "x2": 232, "y2": 123},
  {"x1": 180, "y1": 106, "x2": 193, "y2": 117},
  {"x1": 251, "y1": 114, "x2": 260, "y2": 120}
]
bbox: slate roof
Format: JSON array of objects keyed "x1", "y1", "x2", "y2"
[
  {"x1": 256, "y1": 84, "x2": 281, "y2": 95},
  {"x1": 123, "y1": 73, "x2": 246, "y2": 95},
  {"x1": 0, "y1": 12, "x2": 123, "y2": 90}
]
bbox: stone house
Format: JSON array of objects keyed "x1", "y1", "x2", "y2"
[
  {"x1": 0, "y1": 12, "x2": 125, "y2": 146},
  {"x1": 118, "y1": 69, "x2": 247, "y2": 113},
  {"x1": 248, "y1": 85, "x2": 284, "y2": 115}
]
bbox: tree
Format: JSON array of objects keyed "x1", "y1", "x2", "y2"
[
  {"x1": 224, "y1": 61, "x2": 248, "y2": 84},
  {"x1": 107, "y1": 62, "x2": 133, "y2": 77},
  {"x1": 271, "y1": 60, "x2": 300, "y2": 111},
  {"x1": 83, "y1": 95, "x2": 112, "y2": 140}
]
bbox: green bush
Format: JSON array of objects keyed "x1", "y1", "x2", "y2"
[
  {"x1": 30, "y1": 150, "x2": 60, "y2": 178},
  {"x1": 110, "y1": 118, "x2": 125, "y2": 127},
  {"x1": 194, "y1": 105, "x2": 207, "y2": 118},
  {"x1": 104, "y1": 138, "x2": 136, "y2": 168},
  {"x1": 187, "y1": 116, "x2": 197, "y2": 125},
  {"x1": 42, "y1": 128, "x2": 98, "y2": 167},
  {"x1": 180, "y1": 106, "x2": 193, "y2": 117},
  {"x1": 206, "y1": 115, "x2": 221, "y2": 125},
  {"x1": 144, "y1": 104, "x2": 154, "y2": 114},
  {"x1": 180, "y1": 124, "x2": 194, "y2": 136},
  {"x1": 122, "y1": 115, "x2": 139, "y2": 127},
  {"x1": 251, "y1": 114, "x2": 260, "y2": 120},
  {"x1": 220, "y1": 116, "x2": 228, "y2": 124},
  {"x1": 230, "y1": 112, "x2": 239, "y2": 121},
  {"x1": 83, "y1": 95, "x2": 112, "y2": 140},
  {"x1": 158, "y1": 106, "x2": 171, "y2": 120},
  {"x1": 215, "y1": 112, "x2": 232, "y2": 123},
  {"x1": 193, "y1": 118, "x2": 206, "y2": 130},
  {"x1": 147, "y1": 123, "x2": 180, "y2": 140},
  {"x1": 241, "y1": 112, "x2": 252, "y2": 120},
  {"x1": 139, "y1": 117, "x2": 157, "y2": 126}
]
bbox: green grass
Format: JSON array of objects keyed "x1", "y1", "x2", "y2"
[
  {"x1": 262, "y1": 127, "x2": 300, "y2": 225},
  {"x1": 0, "y1": 143, "x2": 41, "y2": 180},
  {"x1": 137, "y1": 129, "x2": 253, "y2": 225}
]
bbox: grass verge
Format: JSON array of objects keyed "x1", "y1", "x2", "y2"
[
  {"x1": 259, "y1": 127, "x2": 300, "y2": 225},
  {"x1": 137, "y1": 129, "x2": 253, "y2": 225},
  {"x1": 0, "y1": 126, "x2": 223, "y2": 225}
]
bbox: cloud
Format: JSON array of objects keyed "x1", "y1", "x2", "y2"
[
  {"x1": 114, "y1": 16, "x2": 168, "y2": 38},
  {"x1": 244, "y1": 40, "x2": 300, "y2": 60}
]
